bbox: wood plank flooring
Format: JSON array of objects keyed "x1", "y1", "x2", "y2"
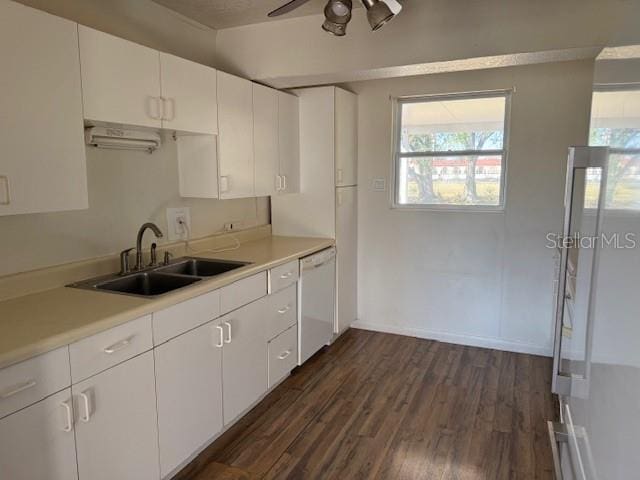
[{"x1": 173, "y1": 329, "x2": 557, "y2": 480}]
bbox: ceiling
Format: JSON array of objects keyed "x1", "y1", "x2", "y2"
[{"x1": 152, "y1": 0, "x2": 362, "y2": 30}]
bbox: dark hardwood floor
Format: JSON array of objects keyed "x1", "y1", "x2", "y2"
[{"x1": 173, "y1": 329, "x2": 557, "y2": 480}]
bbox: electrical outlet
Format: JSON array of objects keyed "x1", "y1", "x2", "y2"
[
  {"x1": 166, "y1": 207, "x2": 191, "y2": 241},
  {"x1": 223, "y1": 221, "x2": 243, "y2": 232}
]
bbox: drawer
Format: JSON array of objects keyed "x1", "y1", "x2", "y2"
[
  {"x1": 220, "y1": 272, "x2": 267, "y2": 315},
  {"x1": 268, "y1": 260, "x2": 299, "y2": 294},
  {"x1": 153, "y1": 289, "x2": 220, "y2": 345},
  {"x1": 69, "y1": 315, "x2": 153, "y2": 383},
  {"x1": 266, "y1": 284, "x2": 297, "y2": 341},
  {"x1": 0, "y1": 347, "x2": 70, "y2": 419},
  {"x1": 268, "y1": 325, "x2": 298, "y2": 388}
]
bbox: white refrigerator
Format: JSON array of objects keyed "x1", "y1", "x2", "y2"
[{"x1": 272, "y1": 86, "x2": 358, "y2": 335}]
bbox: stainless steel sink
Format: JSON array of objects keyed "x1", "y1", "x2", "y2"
[
  {"x1": 67, "y1": 256, "x2": 251, "y2": 298},
  {"x1": 95, "y1": 272, "x2": 201, "y2": 297},
  {"x1": 155, "y1": 258, "x2": 248, "y2": 277}
]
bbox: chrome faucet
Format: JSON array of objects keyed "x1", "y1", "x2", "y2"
[{"x1": 135, "y1": 222, "x2": 163, "y2": 271}]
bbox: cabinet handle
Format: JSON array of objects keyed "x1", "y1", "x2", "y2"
[
  {"x1": 160, "y1": 97, "x2": 176, "y2": 121},
  {"x1": 277, "y1": 305, "x2": 291, "y2": 314},
  {"x1": 337, "y1": 169, "x2": 344, "y2": 183},
  {"x1": 214, "y1": 325, "x2": 224, "y2": 348},
  {"x1": 220, "y1": 176, "x2": 230, "y2": 193},
  {"x1": 79, "y1": 391, "x2": 91, "y2": 423},
  {"x1": 0, "y1": 379, "x2": 36, "y2": 400},
  {"x1": 277, "y1": 350, "x2": 292, "y2": 360},
  {"x1": 61, "y1": 400, "x2": 73, "y2": 432},
  {"x1": 276, "y1": 175, "x2": 282, "y2": 191},
  {"x1": 147, "y1": 96, "x2": 162, "y2": 120},
  {"x1": 282, "y1": 175, "x2": 287, "y2": 190},
  {"x1": 280, "y1": 272, "x2": 293, "y2": 279},
  {"x1": 103, "y1": 335, "x2": 135, "y2": 354},
  {"x1": 0, "y1": 175, "x2": 10, "y2": 205},
  {"x1": 223, "y1": 322, "x2": 232, "y2": 344}
]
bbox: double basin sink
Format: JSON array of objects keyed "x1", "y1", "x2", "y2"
[{"x1": 69, "y1": 257, "x2": 250, "y2": 298}]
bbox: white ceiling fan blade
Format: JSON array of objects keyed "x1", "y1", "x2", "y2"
[{"x1": 382, "y1": 0, "x2": 402, "y2": 15}]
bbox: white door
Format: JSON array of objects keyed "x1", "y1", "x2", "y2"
[
  {"x1": 0, "y1": 389, "x2": 77, "y2": 480},
  {"x1": 221, "y1": 300, "x2": 267, "y2": 424},
  {"x1": 73, "y1": 351, "x2": 160, "y2": 480},
  {"x1": 253, "y1": 83, "x2": 279, "y2": 197},
  {"x1": 160, "y1": 52, "x2": 218, "y2": 134},
  {"x1": 336, "y1": 186, "x2": 357, "y2": 333},
  {"x1": 278, "y1": 91, "x2": 300, "y2": 194},
  {"x1": 79, "y1": 25, "x2": 161, "y2": 128},
  {"x1": 0, "y1": 1, "x2": 87, "y2": 216},
  {"x1": 217, "y1": 71, "x2": 255, "y2": 199},
  {"x1": 334, "y1": 88, "x2": 357, "y2": 187},
  {"x1": 155, "y1": 321, "x2": 223, "y2": 477}
]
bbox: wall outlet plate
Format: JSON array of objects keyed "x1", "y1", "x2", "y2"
[{"x1": 166, "y1": 207, "x2": 191, "y2": 241}]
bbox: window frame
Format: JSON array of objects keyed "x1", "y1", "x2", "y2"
[{"x1": 390, "y1": 90, "x2": 512, "y2": 212}]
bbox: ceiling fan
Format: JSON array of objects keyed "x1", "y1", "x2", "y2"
[{"x1": 268, "y1": 0, "x2": 402, "y2": 37}]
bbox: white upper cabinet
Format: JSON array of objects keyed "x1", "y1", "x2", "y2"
[
  {"x1": 253, "y1": 83, "x2": 280, "y2": 197},
  {"x1": 159, "y1": 52, "x2": 218, "y2": 134},
  {"x1": 278, "y1": 91, "x2": 300, "y2": 194},
  {"x1": 0, "y1": 0, "x2": 87, "y2": 216},
  {"x1": 334, "y1": 88, "x2": 358, "y2": 187},
  {"x1": 79, "y1": 25, "x2": 162, "y2": 129},
  {"x1": 217, "y1": 71, "x2": 255, "y2": 199}
]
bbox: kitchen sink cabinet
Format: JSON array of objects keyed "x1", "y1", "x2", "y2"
[
  {"x1": 73, "y1": 351, "x2": 160, "y2": 480},
  {"x1": 0, "y1": 0, "x2": 87, "y2": 216},
  {"x1": 155, "y1": 320, "x2": 224, "y2": 477}
]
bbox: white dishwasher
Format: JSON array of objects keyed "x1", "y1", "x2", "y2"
[{"x1": 298, "y1": 247, "x2": 336, "y2": 365}]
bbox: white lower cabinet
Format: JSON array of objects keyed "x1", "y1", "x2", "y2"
[
  {"x1": 155, "y1": 321, "x2": 223, "y2": 478},
  {"x1": 221, "y1": 300, "x2": 268, "y2": 425},
  {"x1": 73, "y1": 351, "x2": 160, "y2": 480},
  {"x1": 0, "y1": 388, "x2": 77, "y2": 480}
]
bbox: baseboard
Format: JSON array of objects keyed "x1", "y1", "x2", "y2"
[{"x1": 351, "y1": 320, "x2": 552, "y2": 357}]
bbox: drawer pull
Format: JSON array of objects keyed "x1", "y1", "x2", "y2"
[
  {"x1": 103, "y1": 335, "x2": 135, "y2": 354},
  {"x1": 214, "y1": 325, "x2": 224, "y2": 348},
  {"x1": 223, "y1": 322, "x2": 232, "y2": 344},
  {"x1": 277, "y1": 305, "x2": 291, "y2": 314},
  {"x1": 279, "y1": 272, "x2": 293, "y2": 279},
  {"x1": 277, "y1": 350, "x2": 292, "y2": 360},
  {"x1": 79, "y1": 391, "x2": 91, "y2": 423},
  {"x1": 61, "y1": 400, "x2": 73, "y2": 432},
  {"x1": 0, "y1": 379, "x2": 36, "y2": 400}
]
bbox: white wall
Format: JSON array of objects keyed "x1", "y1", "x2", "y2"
[
  {"x1": 349, "y1": 60, "x2": 595, "y2": 355},
  {"x1": 0, "y1": 136, "x2": 269, "y2": 277},
  {"x1": 14, "y1": 0, "x2": 218, "y2": 66},
  {"x1": 215, "y1": 0, "x2": 638, "y2": 88}
]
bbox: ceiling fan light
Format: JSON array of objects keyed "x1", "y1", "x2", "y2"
[
  {"x1": 361, "y1": 0, "x2": 395, "y2": 31},
  {"x1": 322, "y1": 0, "x2": 352, "y2": 36}
]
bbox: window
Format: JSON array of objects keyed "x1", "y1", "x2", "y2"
[
  {"x1": 393, "y1": 91, "x2": 509, "y2": 210},
  {"x1": 588, "y1": 86, "x2": 640, "y2": 211}
]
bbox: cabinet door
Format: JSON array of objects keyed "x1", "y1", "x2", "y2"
[
  {"x1": 0, "y1": 389, "x2": 77, "y2": 480},
  {"x1": 73, "y1": 351, "x2": 160, "y2": 480},
  {"x1": 253, "y1": 83, "x2": 280, "y2": 197},
  {"x1": 278, "y1": 91, "x2": 300, "y2": 194},
  {"x1": 0, "y1": 1, "x2": 87, "y2": 216},
  {"x1": 155, "y1": 321, "x2": 223, "y2": 477},
  {"x1": 221, "y1": 300, "x2": 267, "y2": 424},
  {"x1": 217, "y1": 71, "x2": 255, "y2": 199},
  {"x1": 334, "y1": 88, "x2": 357, "y2": 187},
  {"x1": 160, "y1": 52, "x2": 218, "y2": 134},
  {"x1": 79, "y1": 25, "x2": 161, "y2": 128},
  {"x1": 336, "y1": 186, "x2": 357, "y2": 333}
]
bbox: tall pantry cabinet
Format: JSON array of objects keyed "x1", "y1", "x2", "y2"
[{"x1": 271, "y1": 87, "x2": 357, "y2": 334}]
